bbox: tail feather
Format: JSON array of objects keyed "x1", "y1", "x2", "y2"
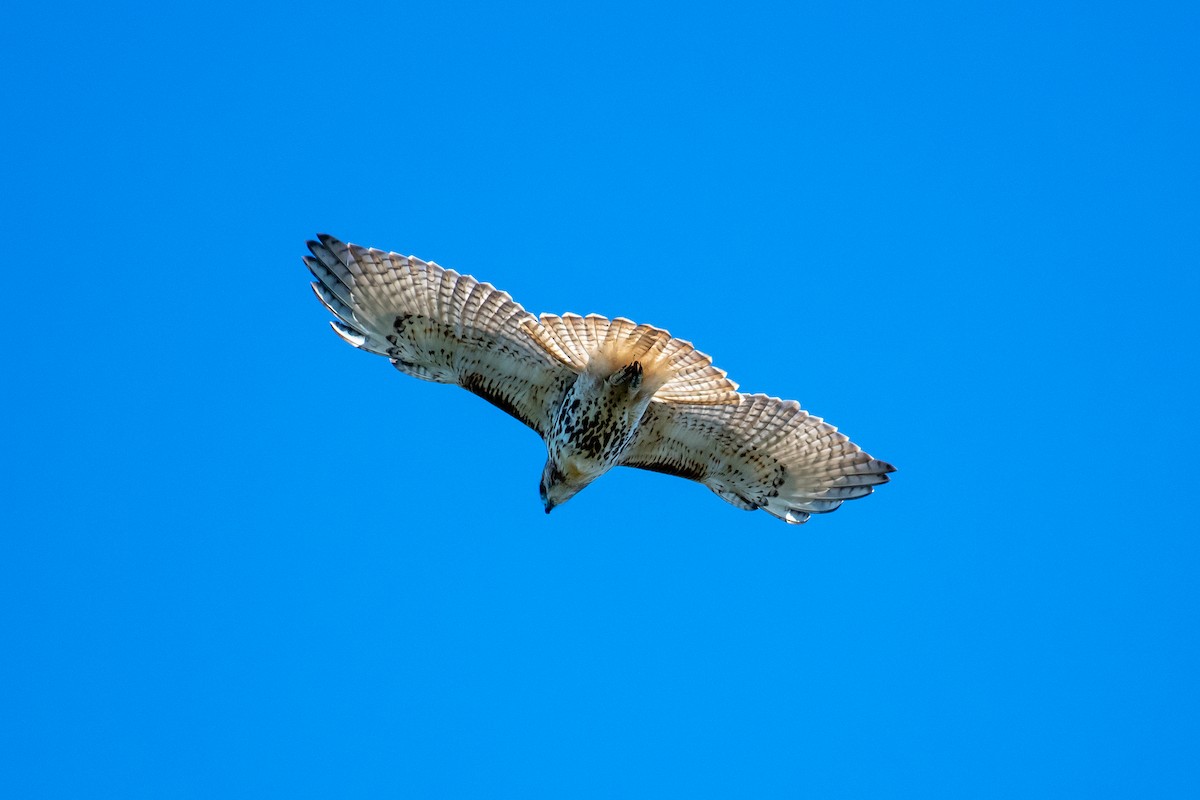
[{"x1": 523, "y1": 312, "x2": 740, "y2": 405}]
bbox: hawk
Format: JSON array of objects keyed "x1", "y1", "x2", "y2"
[{"x1": 306, "y1": 235, "x2": 894, "y2": 524}]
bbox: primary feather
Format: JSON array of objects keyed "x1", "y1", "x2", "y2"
[{"x1": 305, "y1": 234, "x2": 894, "y2": 524}]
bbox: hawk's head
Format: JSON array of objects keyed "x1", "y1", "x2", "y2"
[{"x1": 539, "y1": 456, "x2": 595, "y2": 514}]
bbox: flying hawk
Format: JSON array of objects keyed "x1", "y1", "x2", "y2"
[{"x1": 306, "y1": 235, "x2": 894, "y2": 524}]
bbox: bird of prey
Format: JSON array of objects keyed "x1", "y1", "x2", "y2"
[{"x1": 305, "y1": 235, "x2": 894, "y2": 523}]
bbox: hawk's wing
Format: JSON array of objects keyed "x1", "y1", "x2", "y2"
[
  {"x1": 620, "y1": 394, "x2": 895, "y2": 524},
  {"x1": 306, "y1": 234, "x2": 573, "y2": 435}
]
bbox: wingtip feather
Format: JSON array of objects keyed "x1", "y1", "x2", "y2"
[{"x1": 329, "y1": 320, "x2": 367, "y2": 348}]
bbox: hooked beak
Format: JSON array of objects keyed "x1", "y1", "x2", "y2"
[{"x1": 543, "y1": 499, "x2": 556, "y2": 515}]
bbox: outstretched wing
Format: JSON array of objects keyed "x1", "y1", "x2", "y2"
[
  {"x1": 306, "y1": 234, "x2": 574, "y2": 435},
  {"x1": 620, "y1": 394, "x2": 895, "y2": 524}
]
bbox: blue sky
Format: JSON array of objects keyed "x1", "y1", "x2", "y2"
[{"x1": 3, "y1": 1, "x2": 1198, "y2": 797}]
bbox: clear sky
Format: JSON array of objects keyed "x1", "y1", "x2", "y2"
[{"x1": 3, "y1": 1, "x2": 1198, "y2": 797}]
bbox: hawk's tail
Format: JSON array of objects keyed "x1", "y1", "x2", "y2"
[{"x1": 523, "y1": 313, "x2": 740, "y2": 405}]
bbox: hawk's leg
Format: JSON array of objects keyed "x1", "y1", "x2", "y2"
[{"x1": 607, "y1": 361, "x2": 643, "y2": 392}]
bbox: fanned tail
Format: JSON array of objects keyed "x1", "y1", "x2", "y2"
[{"x1": 522, "y1": 312, "x2": 739, "y2": 404}]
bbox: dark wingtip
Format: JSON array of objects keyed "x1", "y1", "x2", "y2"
[
  {"x1": 315, "y1": 232, "x2": 347, "y2": 250},
  {"x1": 871, "y1": 458, "x2": 897, "y2": 474}
]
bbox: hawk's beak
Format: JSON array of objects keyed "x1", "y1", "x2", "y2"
[{"x1": 544, "y1": 500, "x2": 555, "y2": 514}]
